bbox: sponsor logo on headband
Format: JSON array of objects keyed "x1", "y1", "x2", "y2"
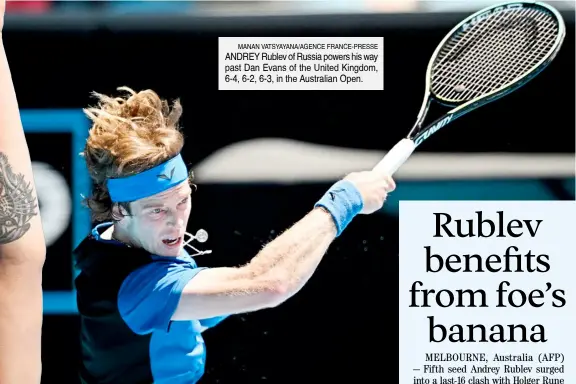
[{"x1": 158, "y1": 167, "x2": 176, "y2": 181}]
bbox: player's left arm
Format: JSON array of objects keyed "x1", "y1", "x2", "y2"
[{"x1": 0, "y1": 3, "x2": 47, "y2": 383}]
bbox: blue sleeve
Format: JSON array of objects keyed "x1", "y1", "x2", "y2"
[
  {"x1": 199, "y1": 315, "x2": 229, "y2": 331},
  {"x1": 118, "y1": 261, "x2": 207, "y2": 334}
]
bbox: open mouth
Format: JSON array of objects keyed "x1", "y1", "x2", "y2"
[{"x1": 162, "y1": 237, "x2": 182, "y2": 246}]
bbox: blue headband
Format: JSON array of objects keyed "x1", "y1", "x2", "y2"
[{"x1": 107, "y1": 154, "x2": 189, "y2": 203}]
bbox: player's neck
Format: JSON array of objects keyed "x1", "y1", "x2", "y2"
[{"x1": 109, "y1": 225, "x2": 135, "y2": 248}]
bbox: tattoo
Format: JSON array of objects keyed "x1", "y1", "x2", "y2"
[{"x1": 0, "y1": 153, "x2": 38, "y2": 244}]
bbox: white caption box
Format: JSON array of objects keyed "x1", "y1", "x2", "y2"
[
  {"x1": 218, "y1": 37, "x2": 384, "y2": 90},
  {"x1": 399, "y1": 201, "x2": 576, "y2": 384}
]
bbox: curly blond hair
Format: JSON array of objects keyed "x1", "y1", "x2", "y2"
[{"x1": 82, "y1": 86, "x2": 188, "y2": 222}]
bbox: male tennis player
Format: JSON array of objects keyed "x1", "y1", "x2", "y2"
[
  {"x1": 0, "y1": 1, "x2": 47, "y2": 382},
  {"x1": 74, "y1": 87, "x2": 395, "y2": 384}
]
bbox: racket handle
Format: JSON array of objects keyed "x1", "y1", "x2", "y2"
[{"x1": 372, "y1": 138, "x2": 415, "y2": 176}]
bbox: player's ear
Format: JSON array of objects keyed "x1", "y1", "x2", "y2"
[{"x1": 111, "y1": 203, "x2": 130, "y2": 222}]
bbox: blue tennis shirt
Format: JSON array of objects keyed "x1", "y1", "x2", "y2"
[{"x1": 74, "y1": 222, "x2": 228, "y2": 384}]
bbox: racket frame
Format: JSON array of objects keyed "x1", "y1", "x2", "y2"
[
  {"x1": 373, "y1": 0, "x2": 566, "y2": 175},
  {"x1": 410, "y1": 0, "x2": 566, "y2": 148}
]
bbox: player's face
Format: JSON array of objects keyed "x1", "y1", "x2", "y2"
[{"x1": 122, "y1": 181, "x2": 193, "y2": 257}]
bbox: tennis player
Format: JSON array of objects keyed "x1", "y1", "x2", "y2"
[
  {"x1": 74, "y1": 87, "x2": 395, "y2": 384},
  {"x1": 0, "y1": 1, "x2": 47, "y2": 382}
]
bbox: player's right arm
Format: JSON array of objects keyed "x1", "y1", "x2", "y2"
[
  {"x1": 172, "y1": 171, "x2": 395, "y2": 320},
  {"x1": 173, "y1": 206, "x2": 338, "y2": 320}
]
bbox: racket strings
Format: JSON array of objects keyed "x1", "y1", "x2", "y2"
[
  {"x1": 435, "y1": 8, "x2": 554, "y2": 93},
  {"x1": 471, "y1": 10, "x2": 555, "y2": 94},
  {"x1": 430, "y1": 6, "x2": 559, "y2": 102},
  {"x1": 433, "y1": 9, "x2": 557, "y2": 101},
  {"x1": 434, "y1": 11, "x2": 510, "y2": 96},
  {"x1": 435, "y1": 10, "x2": 550, "y2": 99},
  {"x1": 434, "y1": 9, "x2": 556, "y2": 100}
]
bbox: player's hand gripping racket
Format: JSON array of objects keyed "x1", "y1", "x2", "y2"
[{"x1": 373, "y1": 1, "x2": 565, "y2": 175}]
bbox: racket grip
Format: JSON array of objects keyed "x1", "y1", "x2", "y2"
[{"x1": 372, "y1": 138, "x2": 415, "y2": 176}]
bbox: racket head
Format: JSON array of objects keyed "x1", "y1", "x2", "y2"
[{"x1": 425, "y1": 1, "x2": 565, "y2": 109}]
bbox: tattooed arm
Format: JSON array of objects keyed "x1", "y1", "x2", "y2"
[{"x1": 0, "y1": 3, "x2": 47, "y2": 383}]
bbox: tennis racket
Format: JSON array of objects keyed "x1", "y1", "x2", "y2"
[{"x1": 373, "y1": 0, "x2": 566, "y2": 175}]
